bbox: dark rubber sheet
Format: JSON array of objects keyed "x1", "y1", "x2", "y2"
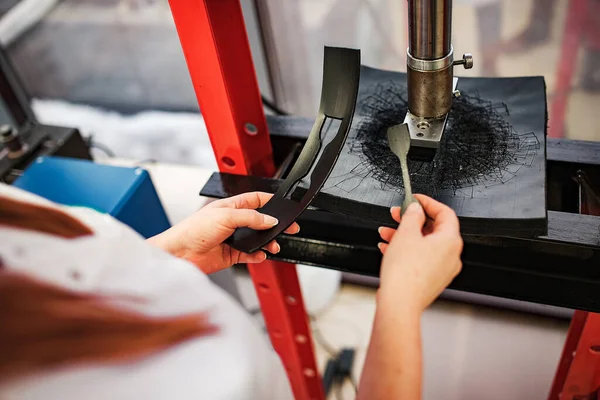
[{"x1": 298, "y1": 66, "x2": 547, "y2": 236}]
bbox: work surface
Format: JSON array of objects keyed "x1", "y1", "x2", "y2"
[{"x1": 110, "y1": 159, "x2": 568, "y2": 400}]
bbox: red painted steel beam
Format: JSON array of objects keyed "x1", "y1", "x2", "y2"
[
  {"x1": 548, "y1": 311, "x2": 589, "y2": 400},
  {"x1": 548, "y1": 311, "x2": 600, "y2": 399},
  {"x1": 249, "y1": 262, "x2": 325, "y2": 400},
  {"x1": 167, "y1": 1, "x2": 324, "y2": 399},
  {"x1": 584, "y1": 0, "x2": 600, "y2": 51},
  {"x1": 168, "y1": 0, "x2": 274, "y2": 176},
  {"x1": 549, "y1": 161, "x2": 600, "y2": 400},
  {"x1": 548, "y1": 0, "x2": 588, "y2": 139}
]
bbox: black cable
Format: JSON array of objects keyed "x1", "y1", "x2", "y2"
[
  {"x1": 336, "y1": 384, "x2": 344, "y2": 400},
  {"x1": 348, "y1": 376, "x2": 358, "y2": 393},
  {"x1": 310, "y1": 315, "x2": 338, "y2": 357},
  {"x1": 85, "y1": 135, "x2": 116, "y2": 158},
  {"x1": 261, "y1": 94, "x2": 290, "y2": 116},
  {"x1": 133, "y1": 159, "x2": 158, "y2": 166},
  {"x1": 90, "y1": 142, "x2": 116, "y2": 157},
  {"x1": 246, "y1": 307, "x2": 262, "y2": 316},
  {"x1": 247, "y1": 308, "x2": 358, "y2": 397}
]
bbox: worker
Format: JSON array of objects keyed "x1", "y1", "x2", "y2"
[{"x1": 0, "y1": 182, "x2": 462, "y2": 400}]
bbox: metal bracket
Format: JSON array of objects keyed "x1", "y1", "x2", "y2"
[
  {"x1": 404, "y1": 77, "x2": 459, "y2": 149},
  {"x1": 226, "y1": 46, "x2": 361, "y2": 254}
]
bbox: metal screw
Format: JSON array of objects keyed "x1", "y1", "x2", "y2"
[
  {"x1": 453, "y1": 53, "x2": 473, "y2": 69},
  {"x1": 303, "y1": 368, "x2": 316, "y2": 377},
  {"x1": 244, "y1": 123, "x2": 258, "y2": 136},
  {"x1": 453, "y1": 90, "x2": 461, "y2": 98},
  {"x1": 1, "y1": 125, "x2": 27, "y2": 159},
  {"x1": 272, "y1": 330, "x2": 283, "y2": 339},
  {"x1": 295, "y1": 334, "x2": 307, "y2": 344},
  {"x1": 0, "y1": 124, "x2": 14, "y2": 139}
]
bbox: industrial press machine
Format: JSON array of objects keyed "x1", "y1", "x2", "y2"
[
  {"x1": 168, "y1": 1, "x2": 600, "y2": 399},
  {"x1": 1, "y1": 0, "x2": 599, "y2": 399}
]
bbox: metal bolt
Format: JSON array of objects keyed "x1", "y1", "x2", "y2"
[
  {"x1": 0, "y1": 124, "x2": 14, "y2": 139},
  {"x1": 272, "y1": 330, "x2": 283, "y2": 339},
  {"x1": 244, "y1": 123, "x2": 258, "y2": 136},
  {"x1": 453, "y1": 53, "x2": 473, "y2": 69},
  {"x1": 303, "y1": 368, "x2": 316, "y2": 377},
  {"x1": 258, "y1": 283, "x2": 269, "y2": 293},
  {"x1": 453, "y1": 90, "x2": 461, "y2": 98},
  {"x1": 0, "y1": 125, "x2": 27, "y2": 159},
  {"x1": 295, "y1": 334, "x2": 307, "y2": 344}
]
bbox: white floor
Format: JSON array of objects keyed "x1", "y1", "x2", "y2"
[{"x1": 118, "y1": 159, "x2": 571, "y2": 400}]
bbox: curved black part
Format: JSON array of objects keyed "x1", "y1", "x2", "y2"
[{"x1": 226, "y1": 46, "x2": 361, "y2": 254}]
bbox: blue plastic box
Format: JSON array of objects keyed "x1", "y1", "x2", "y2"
[{"x1": 14, "y1": 156, "x2": 171, "y2": 238}]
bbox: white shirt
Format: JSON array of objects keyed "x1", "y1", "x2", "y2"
[{"x1": 0, "y1": 184, "x2": 293, "y2": 400}]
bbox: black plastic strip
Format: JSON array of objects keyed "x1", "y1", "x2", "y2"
[{"x1": 226, "y1": 46, "x2": 361, "y2": 254}]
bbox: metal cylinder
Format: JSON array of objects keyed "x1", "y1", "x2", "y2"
[
  {"x1": 408, "y1": 0, "x2": 452, "y2": 60},
  {"x1": 407, "y1": 65, "x2": 453, "y2": 118}
]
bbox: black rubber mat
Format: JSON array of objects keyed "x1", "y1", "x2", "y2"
[{"x1": 294, "y1": 65, "x2": 548, "y2": 236}]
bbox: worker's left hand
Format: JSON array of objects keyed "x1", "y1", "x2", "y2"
[{"x1": 148, "y1": 192, "x2": 300, "y2": 274}]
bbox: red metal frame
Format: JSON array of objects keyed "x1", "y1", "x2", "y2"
[
  {"x1": 549, "y1": 311, "x2": 600, "y2": 399},
  {"x1": 168, "y1": 1, "x2": 324, "y2": 399},
  {"x1": 584, "y1": 0, "x2": 600, "y2": 52},
  {"x1": 548, "y1": 0, "x2": 588, "y2": 139},
  {"x1": 549, "y1": 170, "x2": 600, "y2": 399}
]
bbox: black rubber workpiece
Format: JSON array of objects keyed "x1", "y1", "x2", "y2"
[
  {"x1": 226, "y1": 46, "x2": 361, "y2": 254},
  {"x1": 306, "y1": 66, "x2": 548, "y2": 236},
  {"x1": 407, "y1": 146, "x2": 436, "y2": 162}
]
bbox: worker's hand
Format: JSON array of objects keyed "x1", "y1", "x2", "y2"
[
  {"x1": 148, "y1": 192, "x2": 299, "y2": 274},
  {"x1": 377, "y1": 194, "x2": 463, "y2": 313}
]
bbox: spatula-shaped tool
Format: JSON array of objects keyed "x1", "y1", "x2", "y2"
[{"x1": 387, "y1": 123, "x2": 420, "y2": 216}]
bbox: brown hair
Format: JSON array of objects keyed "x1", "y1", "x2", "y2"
[{"x1": 0, "y1": 195, "x2": 215, "y2": 382}]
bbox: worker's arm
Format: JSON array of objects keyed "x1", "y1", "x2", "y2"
[
  {"x1": 147, "y1": 192, "x2": 299, "y2": 274},
  {"x1": 357, "y1": 195, "x2": 463, "y2": 400},
  {"x1": 358, "y1": 292, "x2": 423, "y2": 400}
]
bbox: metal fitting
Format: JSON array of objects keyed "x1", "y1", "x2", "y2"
[
  {"x1": 0, "y1": 124, "x2": 27, "y2": 159},
  {"x1": 407, "y1": 46, "x2": 454, "y2": 72},
  {"x1": 453, "y1": 53, "x2": 474, "y2": 69}
]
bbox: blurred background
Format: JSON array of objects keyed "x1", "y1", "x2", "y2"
[{"x1": 0, "y1": 0, "x2": 598, "y2": 165}]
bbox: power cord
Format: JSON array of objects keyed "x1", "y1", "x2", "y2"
[
  {"x1": 311, "y1": 315, "x2": 338, "y2": 357},
  {"x1": 323, "y1": 346, "x2": 357, "y2": 399},
  {"x1": 311, "y1": 316, "x2": 358, "y2": 398},
  {"x1": 247, "y1": 308, "x2": 358, "y2": 397},
  {"x1": 86, "y1": 135, "x2": 116, "y2": 158},
  {"x1": 261, "y1": 94, "x2": 290, "y2": 116}
]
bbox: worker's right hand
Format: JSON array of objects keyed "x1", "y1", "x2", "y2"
[
  {"x1": 377, "y1": 194, "x2": 463, "y2": 313},
  {"x1": 148, "y1": 192, "x2": 300, "y2": 274}
]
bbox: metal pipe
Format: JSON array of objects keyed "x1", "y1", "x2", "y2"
[{"x1": 408, "y1": 0, "x2": 452, "y2": 60}]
